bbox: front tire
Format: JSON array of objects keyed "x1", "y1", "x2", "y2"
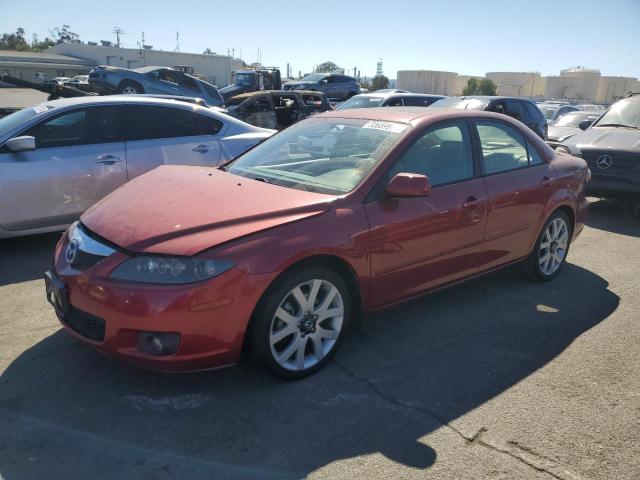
[
  {"x1": 249, "y1": 266, "x2": 351, "y2": 379},
  {"x1": 525, "y1": 211, "x2": 571, "y2": 281},
  {"x1": 117, "y1": 81, "x2": 143, "y2": 94}
]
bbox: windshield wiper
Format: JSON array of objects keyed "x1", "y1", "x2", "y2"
[
  {"x1": 596, "y1": 123, "x2": 640, "y2": 130},
  {"x1": 253, "y1": 176, "x2": 272, "y2": 184}
]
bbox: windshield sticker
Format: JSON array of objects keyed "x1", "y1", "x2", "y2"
[
  {"x1": 362, "y1": 121, "x2": 407, "y2": 133},
  {"x1": 32, "y1": 104, "x2": 48, "y2": 114}
]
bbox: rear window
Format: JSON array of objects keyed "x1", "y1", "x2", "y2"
[{"x1": 431, "y1": 97, "x2": 489, "y2": 110}]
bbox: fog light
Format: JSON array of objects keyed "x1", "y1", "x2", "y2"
[{"x1": 137, "y1": 332, "x2": 180, "y2": 356}]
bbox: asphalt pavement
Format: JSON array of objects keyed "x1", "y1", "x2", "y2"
[{"x1": 0, "y1": 199, "x2": 638, "y2": 479}]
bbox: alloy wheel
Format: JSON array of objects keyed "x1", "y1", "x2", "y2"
[
  {"x1": 539, "y1": 217, "x2": 569, "y2": 276},
  {"x1": 269, "y1": 279, "x2": 344, "y2": 372},
  {"x1": 122, "y1": 86, "x2": 138, "y2": 94}
]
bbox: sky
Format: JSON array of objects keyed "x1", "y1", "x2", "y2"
[{"x1": 1, "y1": 0, "x2": 639, "y2": 79}]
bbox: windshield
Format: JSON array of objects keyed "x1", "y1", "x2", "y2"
[
  {"x1": 594, "y1": 98, "x2": 640, "y2": 129},
  {"x1": 234, "y1": 73, "x2": 255, "y2": 87},
  {"x1": 538, "y1": 105, "x2": 559, "y2": 119},
  {"x1": 335, "y1": 95, "x2": 384, "y2": 110},
  {"x1": 0, "y1": 105, "x2": 48, "y2": 135},
  {"x1": 430, "y1": 97, "x2": 489, "y2": 110},
  {"x1": 552, "y1": 113, "x2": 600, "y2": 127},
  {"x1": 301, "y1": 74, "x2": 325, "y2": 82},
  {"x1": 227, "y1": 117, "x2": 408, "y2": 194}
]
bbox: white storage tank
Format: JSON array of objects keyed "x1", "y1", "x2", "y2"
[
  {"x1": 397, "y1": 70, "x2": 459, "y2": 95},
  {"x1": 486, "y1": 72, "x2": 546, "y2": 97},
  {"x1": 596, "y1": 76, "x2": 639, "y2": 104}
]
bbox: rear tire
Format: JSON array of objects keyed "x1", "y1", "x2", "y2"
[
  {"x1": 248, "y1": 266, "x2": 351, "y2": 379},
  {"x1": 117, "y1": 81, "x2": 143, "y2": 95},
  {"x1": 524, "y1": 211, "x2": 572, "y2": 281}
]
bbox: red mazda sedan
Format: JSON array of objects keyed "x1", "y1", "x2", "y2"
[{"x1": 45, "y1": 108, "x2": 589, "y2": 378}]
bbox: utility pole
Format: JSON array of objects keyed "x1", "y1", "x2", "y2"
[
  {"x1": 175, "y1": 32, "x2": 180, "y2": 52},
  {"x1": 113, "y1": 27, "x2": 125, "y2": 48}
]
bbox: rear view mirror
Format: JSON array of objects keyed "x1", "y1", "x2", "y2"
[
  {"x1": 5, "y1": 136, "x2": 35, "y2": 152},
  {"x1": 386, "y1": 173, "x2": 432, "y2": 198},
  {"x1": 579, "y1": 119, "x2": 593, "y2": 131}
]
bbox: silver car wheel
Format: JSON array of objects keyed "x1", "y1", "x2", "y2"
[
  {"x1": 121, "y1": 86, "x2": 139, "y2": 94},
  {"x1": 269, "y1": 279, "x2": 344, "y2": 372},
  {"x1": 539, "y1": 217, "x2": 569, "y2": 275}
]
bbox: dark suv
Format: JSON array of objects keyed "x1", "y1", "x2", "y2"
[
  {"x1": 557, "y1": 94, "x2": 640, "y2": 200},
  {"x1": 431, "y1": 96, "x2": 548, "y2": 139},
  {"x1": 282, "y1": 73, "x2": 360, "y2": 101}
]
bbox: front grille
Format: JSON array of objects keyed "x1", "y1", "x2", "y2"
[
  {"x1": 63, "y1": 306, "x2": 106, "y2": 342},
  {"x1": 582, "y1": 150, "x2": 640, "y2": 179}
]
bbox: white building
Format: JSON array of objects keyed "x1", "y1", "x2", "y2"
[
  {"x1": 47, "y1": 43, "x2": 244, "y2": 87},
  {"x1": 0, "y1": 50, "x2": 95, "y2": 84}
]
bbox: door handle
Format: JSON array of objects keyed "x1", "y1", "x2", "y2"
[
  {"x1": 462, "y1": 196, "x2": 486, "y2": 208},
  {"x1": 192, "y1": 144, "x2": 213, "y2": 153},
  {"x1": 96, "y1": 154, "x2": 122, "y2": 164},
  {"x1": 541, "y1": 176, "x2": 555, "y2": 187}
]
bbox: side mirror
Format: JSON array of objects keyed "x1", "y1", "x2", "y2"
[
  {"x1": 320, "y1": 79, "x2": 328, "y2": 84},
  {"x1": 579, "y1": 119, "x2": 593, "y2": 131},
  {"x1": 386, "y1": 173, "x2": 432, "y2": 198},
  {"x1": 5, "y1": 136, "x2": 36, "y2": 152}
]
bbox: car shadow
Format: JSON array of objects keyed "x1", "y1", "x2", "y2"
[
  {"x1": 587, "y1": 198, "x2": 640, "y2": 237},
  {"x1": 0, "y1": 262, "x2": 618, "y2": 479},
  {"x1": 0, "y1": 232, "x2": 62, "y2": 286}
]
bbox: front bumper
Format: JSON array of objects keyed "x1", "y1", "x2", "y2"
[{"x1": 49, "y1": 233, "x2": 276, "y2": 371}]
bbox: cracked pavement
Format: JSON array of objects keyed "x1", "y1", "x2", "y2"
[{"x1": 1, "y1": 199, "x2": 639, "y2": 479}]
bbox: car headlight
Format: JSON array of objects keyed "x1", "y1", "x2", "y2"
[{"x1": 110, "y1": 256, "x2": 235, "y2": 284}]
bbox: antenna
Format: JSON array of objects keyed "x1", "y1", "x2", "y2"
[
  {"x1": 113, "y1": 27, "x2": 125, "y2": 48},
  {"x1": 175, "y1": 32, "x2": 180, "y2": 52}
]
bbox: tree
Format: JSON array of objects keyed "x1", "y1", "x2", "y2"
[
  {"x1": 31, "y1": 33, "x2": 55, "y2": 52},
  {"x1": 370, "y1": 75, "x2": 390, "y2": 91},
  {"x1": 315, "y1": 61, "x2": 342, "y2": 73},
  {"x1": 51, "y1": 25, "x2": 81, "y2": 44},
  {"x1": 203, "y1": 48, "x2": 216, "y2": 55},
  {"x1": 463, "y1": 77, "x2": 497, "y2": 96},
  {"x1": 0, "y1": 28, "x2": 31, "y2": 51}
]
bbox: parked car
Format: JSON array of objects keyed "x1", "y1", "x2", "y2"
[
  {"x1": 370, "y1": 89, "x2": 410, "y2": 94},
  {"x1": 431, "y1": 96, "x2": 548, "y2": 139},
  {"x1": 62, "y1": 75, "x2": 91, "y2": 92},
  {"x1": 546, "y1": 111, "x2": 602, "y2": 148},
  {"x1": 88, "y1": 65, "x2": 224, "y2": 107},
  {"x1": 537, "y1": 103, "x2": 579, "y2": 124},
  {"x1": 283, "y1": 73, "x2": 360, "y2": 100},
  {"x1": 0, "y1": 96, "x2": 274, "y2": 238},
  {"x1": 556, "y1": 94, "x2": 640, "y2": 200},
  {"x1": 44, "y1": 107, "x2": 588, "y2": 378},
  {"x1": 575, "y1": 104, "x2": 606, "y2": 111},
  {"x1": 335, "y1": 92, "x2": 444, "y2": 110},
  {"x1": 225, "y1": 90, "x2": 330, "y2": 129},
  {"x1": 44, "y1": 76, "x2": 70, "y2": 86}
]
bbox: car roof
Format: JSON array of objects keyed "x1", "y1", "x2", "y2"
[
  {"x1": 352, "y1": 92, "x2": 444, "y2": 100},
  {"x1": 229, "y1": 90, "x2": 325, "y2": 100},
  {"x1": 318, "y1": 106, "x2": 517, "y2": 124},
  {"x1": 37, "y1": 95, "x2": 207, "y2": 110},
  {"x1": 448, "y1": 95, "x2": 533, "y2": 102}
]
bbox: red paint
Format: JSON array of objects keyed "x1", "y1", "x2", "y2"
[{"x1": 52, "y1": 108, "x2": 589, "y2": 371}]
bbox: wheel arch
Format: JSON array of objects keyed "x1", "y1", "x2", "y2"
[
  {"x1": 241, "y1": 253, "x2": 364, "y2": 355},
  {"x1": 529, "y1": 203, "x2": 576, "y2": 254},
  {"x1": 117, "y1": 78, "x2": 144, "y2": 93}
]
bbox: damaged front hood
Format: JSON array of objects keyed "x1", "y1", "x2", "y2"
[{"x1": 81, "y1": 165, "x2": 334, "y2": 256}]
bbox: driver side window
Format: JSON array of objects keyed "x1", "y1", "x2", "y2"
[
  {"x1": 387, "y1": 121, "x2": 474, "y2": 187},
  {"x1": 475, "y1": 120, "x2": 529, "y2": 174}
]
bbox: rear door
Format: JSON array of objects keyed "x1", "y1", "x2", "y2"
[
  {"x1": 365, "y1": 120, "x2": 488, "y2": 307},
  {"x1": 472, "y1": 118, "x2": 554, "y2": 270},
  {"x1": 0, "y1": 105, "x2": 127, "y2": 231},
  {"x1": 124, "y1": 105, "x2": 223, "y2": 179}
]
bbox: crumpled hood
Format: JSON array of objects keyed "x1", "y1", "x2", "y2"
[
  {"x1": 81, "y1": 165, "x2": 334, "y2": 256},
  {"x1": 283, "y1": 81, "x2": 313, "y2": 89},
  {"x1": 564, "y1": 127, "x2": 640, "y2": 153}
]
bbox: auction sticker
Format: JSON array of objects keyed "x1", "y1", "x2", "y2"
[
  {"x1": 32, "y1": 104, "x2": 48, "y2": 114},
  {"x1": 362, "y1": 121, "x2": 408, "y2": 133}
]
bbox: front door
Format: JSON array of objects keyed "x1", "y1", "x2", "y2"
[
  {"x1": 124, "y1": 105, "x2": 223, "y2": 179},
  {"x1": 0, "y1": 106, "x2": 127, "y2": 231},
  {"x1": 472, "y1": 119, "x2": 555, "y2": 270},
  {"x1": 365, "y1": 120, "x2": 488, "y2": 307}
]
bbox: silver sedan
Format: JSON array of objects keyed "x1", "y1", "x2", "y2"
[{"x1": 0, "y1": 96, "x2": 275, "y2": 238}]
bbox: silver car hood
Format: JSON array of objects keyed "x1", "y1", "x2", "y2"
[{"x1": 563, "y1": 127, "x2": 640, "y2": 154}]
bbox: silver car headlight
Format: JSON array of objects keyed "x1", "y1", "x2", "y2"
[{"x1": 110, "y1": 256, "x2": 234, "y2": 284}]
